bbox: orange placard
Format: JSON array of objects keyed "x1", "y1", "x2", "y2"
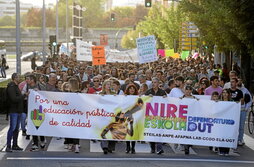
[
  {"x1": 100, "y1": 34, "x2": 108, "y2": 46},
  {"x1": 92, "y1": 46, "x2": 106, "y2": 66}
]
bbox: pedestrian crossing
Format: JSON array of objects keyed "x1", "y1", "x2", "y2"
[
  {"x1": 0, "y1": 128, "x2": 248, "y2": 156},
  {"x1": 1, "y1": 126, "x2": 254, "y2": 156}
]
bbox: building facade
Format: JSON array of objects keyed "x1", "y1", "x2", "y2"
[{"x1": 0, "y1": 0, "x2": 33, "y2": 17}]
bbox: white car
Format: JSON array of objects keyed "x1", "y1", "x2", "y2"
[{"x1": 21, "y1": 51, "x2": 48, "y2": 61}]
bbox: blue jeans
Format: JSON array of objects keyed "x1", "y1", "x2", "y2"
[
  {"x1": 1, "y1": 66, "x2": 6, "y2": 78},
  {"x1": 7, "y1": 113, "x2": 21, "y2": 147},
  {"x1": 238, "y1": 111, "x2": 247, "y2": 142},
  {"x1": 20, "y1": 113, "x2": 27, "y2": 132}
]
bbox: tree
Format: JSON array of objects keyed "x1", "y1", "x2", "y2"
[
  {"x1": 136, "y1": 3, "x2": 185, "y2": 49},
  {"x1": 24, "y1": 8, "x2": 42, "y2": 27},
  {"x1": 101, "y1": 6, "x2": 148, "y2": 28},
  {"x1": 77, "y1": 0, "x2": 105, "y2": 28},
  {"x1": 179, "y1": 0, "x2": 254, "y2": 88},
  {"x1": 121, "y1": 30, "x2": 139, "y2": 49},
  {"x1": 0, "y1": 16, "x2": 16, "y2": 27}
]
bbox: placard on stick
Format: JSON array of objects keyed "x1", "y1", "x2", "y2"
[{"x1": 92, "y1": 46, "x2": 106, "y2": 66}]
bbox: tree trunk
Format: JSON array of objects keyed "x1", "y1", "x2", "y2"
[{"x1": 240, "y1": 44, "x2": 251, "y2": 90}]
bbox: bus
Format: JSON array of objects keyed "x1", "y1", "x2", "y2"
[{"x1": 0, "y1": 40, "x2": 6, "y2": 56}]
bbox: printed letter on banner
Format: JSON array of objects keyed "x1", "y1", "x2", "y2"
[{"x1": 27, "y1": 91, "x2": 240, "y2": 148}]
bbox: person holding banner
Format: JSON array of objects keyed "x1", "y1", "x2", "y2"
[
  {"x1": 204, "y1": 76, "x2": 223, "y2": 96},
  {"x1": 139, "y1": 83, "x2": 148, "y2": 96},
  {"x1": 100, "y1": 79, "x2": 116, "y2": 154},
  {"x1": 229, "y1": 78, "x2": 244, "y2": 151},
  {"x1": 88, "y1": 76, "x2": 102, "y2": 94},
  {"x1": 124, "y1": 84, "x2": 139, "y2": 154},
  {"x1": 112, "y1": 80, "x2": 124, "y2": 95},
  {"x1": 145, "y1": 77, "x2": 167, "y2": 154},
  {"x1": 65, "y1": 78, "x2": 81, "y2": 153},
  {"x1": 168, "y1": 76, "x2": 185, "y2": 152},
  {"x1": 180, "y1": 85, "x2": 199, "y2": 155},
  {"x1": 218, "y1": 89, "x2": 232, "y2": 156}
]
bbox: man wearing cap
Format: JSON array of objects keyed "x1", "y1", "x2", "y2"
[{"x1": 6, "y1": 73, "x2": 24, "y2": 152}]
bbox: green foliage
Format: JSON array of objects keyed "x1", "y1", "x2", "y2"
[
  {"x1": 136, "y1": 3, "x2": 185, "y2": 49},
  {"x1": 76, "y1": 0, "x2": 105, "y2": 28},
  {"x1": 179, "y1": 0, "x2": 254, "y2": 56},
  {"x1": 121, "y1": 30, "x2": 139, "y2": 49},
  {"x1": 0, "y1": 16, "x2": 16, "y2": 27},
  {"x1": 0, "y1": 1, "x2": 148, "y2": 29},
  {"x1": 0, "y1": 79, "x2": 11, "y2": 88},
  {"x1": 102, "y1": 5, "x2": 148, "y2": 28}
]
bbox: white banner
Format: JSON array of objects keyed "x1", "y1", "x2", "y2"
[
  {"x1": 106, "y1": 49, "x2": 139, "y2": 63},
  {"x1": 27, "y1": 91, "x2": 240, "y2": 148},
  {"x1": 76, "y1": 39, "x2": 93, "y2": 61},
  {"x1": 136, "y1": 35, "x2": 158, "y2": 64}
]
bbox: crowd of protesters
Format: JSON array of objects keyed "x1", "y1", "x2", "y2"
[{"x1": 5, "y1": 53, "x2": 253, "y2": 156}]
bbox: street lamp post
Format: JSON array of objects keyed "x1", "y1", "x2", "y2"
[
  {"x1": 16, "y1": 0, "x2": 21, "y2": 74},
  {"x1": 56, "y1": 0, "x2": 59, "y2": 43},
  {"x1": 66, "y1": 0, "x2": 69, "y2": 56},
  {"x1": 42, "y1": 0, "x2": 46, "y2": 63},
  {"x1": 70, "y1": 4, "x2": 86, "y2": 40}
]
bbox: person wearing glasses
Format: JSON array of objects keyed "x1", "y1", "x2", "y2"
[{"x1": 88, "y1": 76, "x2": 102, "y2": 94}]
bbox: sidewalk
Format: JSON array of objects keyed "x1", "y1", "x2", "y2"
[
  {"x1": 0, "y1": 114, "x2": 8, "y2": 151},
  {"x1": 0, "y1": 75, "x2": 11, "y2": 83},
  {"x1": 0, "y1": 114, "x2": 8, "y2": 132}
]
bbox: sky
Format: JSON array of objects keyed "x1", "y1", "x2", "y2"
[
  {"x1": 19, "y1": 0, "x2": 142, "y2": 7},
  {"x1": 20, "y1": 0, "x2": 56, "y2": 7}
]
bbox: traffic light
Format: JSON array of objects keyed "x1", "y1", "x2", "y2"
[
  {"x1": 110, "y1": 13, "x2": 115, "y2": 21},
  {"x1": 56, "y1": 44, "x2": 61, "y2": 54},
  {"x1": 49, "y1": 35, "x2": 56, "y2": 46},
  {"x1": 48, "y1": 43, "x2": 52, "y2": 56},
  {"x1": 49, "y1": 35, "x2": 57, "y2": 56},
  {"x1": 145, "y1": 0, "x2": 152, "y2": 7}
]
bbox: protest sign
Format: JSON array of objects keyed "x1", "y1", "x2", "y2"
[
  {"x1": 172, "y1": 53, "x2": 180, "y2": 59},
  {"x1": 158, "y1": 49, "x2": 165, "y2": 57},
  {"x1": 76, "y1": 39, "x2": 93, "y2": 61},
  {"x1": 136, "y1": 35, "x2": 158, "y2": 64},
  {"x1": 28, "y1": 91, "x2": 240, "y2": 148},
  {"x1": 92, "y1": 46, "x2": 106, "y2": 65},
  {"x1": 181, "y1": 51, "x2": 189, "y2": 60},
  {"x1": 165, "y1": 49, "x2": 174, "y2": 57},
  {"x1": 100, "y1": 34, "x2": 108, "y2": 46}
]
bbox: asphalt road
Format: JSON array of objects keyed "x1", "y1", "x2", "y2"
[
  {"x1": 1, "y1": 59, "x2": 254, "y2": 167},
  {"x1": 0, "y1": 59, "x2": 42, "y2": 82}
]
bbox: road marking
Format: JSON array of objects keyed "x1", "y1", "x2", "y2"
[
  {"x1": 0, "y1": 153, "x2": 4, "y2": 160},
  {"x1": 168, "y1": 143, "x2": 197, "y2": 155},
  {"x1": 244, "y1": 134, "x2": 254, "y2": 150},
  {"x1": 0, "y1": 126, "x2": 9, "y2": 151},
  {"x1": 90, "y1": 141, "x2": 151, "y2": 153},
  {"x1": 1, "y1": 129, "x2": 31, "y2": 152},
  {"x1": 47, "y1": 137, "x2": 68, "y2": 152},
  {"x1": 0, "y1": 126, "x2": 9, "y2": 138},
  {"x1": 6, "y1": 157, "x2": 254, "y2": 164}
]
